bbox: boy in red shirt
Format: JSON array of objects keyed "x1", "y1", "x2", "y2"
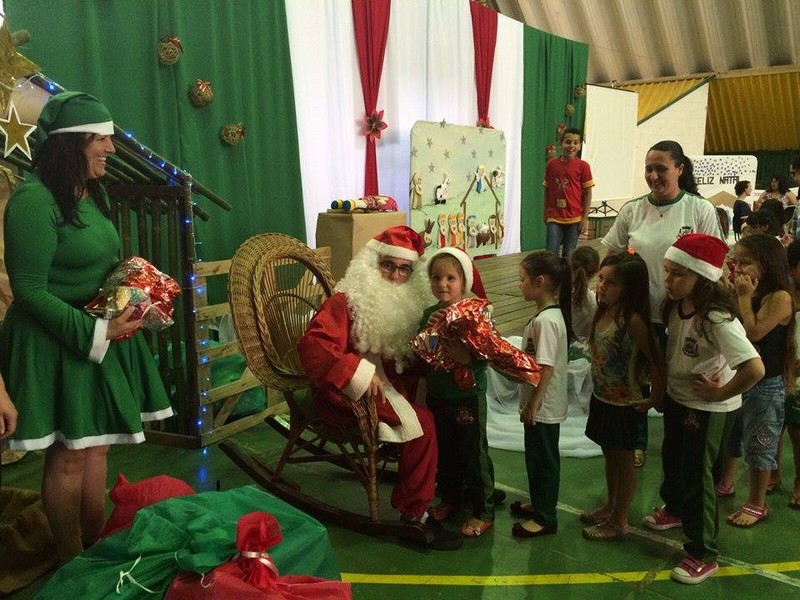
[{"x1": 543, "y1": 128, "x2": 595, "y2": 257}]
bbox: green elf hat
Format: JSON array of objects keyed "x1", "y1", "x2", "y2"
[
  {"x1": 36, "y1": 91, "x2": 114, "y2": 137},
  {"x1": 33, "y1": 92, "x2": 114, "y2": 162}
]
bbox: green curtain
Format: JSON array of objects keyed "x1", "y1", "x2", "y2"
[
  {"x1": 6, "y1": 0, "x2": 305, "y2": 263},
  {"x1": 751, "y1": 151, "x2": 798, "y2": 189},
  {"x1": 520, "y1": 28, "x2": 589, "y2": 252}
]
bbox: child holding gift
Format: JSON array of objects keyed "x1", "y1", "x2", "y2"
[{"x1": 421, "y1": 247, "x2": 496, "y2": 538}]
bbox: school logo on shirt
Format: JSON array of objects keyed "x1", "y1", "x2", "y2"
[
  {"x1": 676, "y1": 226, "x2": 693, "y2": 239},
  {"x1": 525, "y1": 337, "x2": 536, "y2": 354},
  {"x1": 682, "y1": 336, "x2": 699, "y2": 358}
]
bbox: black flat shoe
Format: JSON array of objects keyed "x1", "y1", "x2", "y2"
[
  {"x1": 511, "y1": 521, "x2": 557, "y2": 538},
  {"x1": 509, "y1": 500, "x2": 536, "y2": 518}
]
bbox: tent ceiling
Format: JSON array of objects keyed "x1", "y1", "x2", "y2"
[{"x1": 493, "y1": 0, "x2": 800, "y2": 85}]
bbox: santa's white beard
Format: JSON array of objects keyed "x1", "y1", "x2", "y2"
[{"x1": 335, "y1": 249, "x2": 433, "y2": 370}]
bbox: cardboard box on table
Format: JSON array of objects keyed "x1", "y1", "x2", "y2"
[{"x1": 316, "y1": 211, "x2": 407, "y2": 281}]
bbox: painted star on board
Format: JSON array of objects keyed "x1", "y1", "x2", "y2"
[
  {"x1": 0, "y1": 21, "x2": 40, "y2": 113},
  {"x1": 439, "y1": 119, "x2": 447, "y2": 128},
  {"x1": 499, "y1": 132, "x2": 505, "y2": 142},
  {"x1": 460, "y1": 135, "x2": 467, "y2": 145},
  {"x1": 471, "y1": 149, "x2": 477, "y2": 158},
  {"x1": 428, "y1": 162, "x2": 436, "y2": 173},
  {"x1": 426, "y1": 137, "x2": 433, "y2": 148},
  {"x1": 488, "y1": 149, "x2": 494, "y2": 158},
  {"x1": 443, "y1": 149, "x2": 450, "y2": 159},
  {"x1": 0, "y1": 100, "x2": 36, "y2": 160},
  {"x1": 410, "y1": 146, "x2": 418, "y2": 158}
]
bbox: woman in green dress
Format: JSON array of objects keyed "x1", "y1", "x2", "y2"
[{"x1": 0, "y1": 92, "x2": 173, "y2": 564}]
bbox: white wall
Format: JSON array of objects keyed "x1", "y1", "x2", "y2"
[
  {"x1": 582, "y1": 84, "x2": 637, "y2": 208},
  {"x1": 633, "y1": 84, "x2": 710, "y2": 197}
]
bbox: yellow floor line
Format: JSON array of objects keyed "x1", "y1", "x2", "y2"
[
  {"x1": 342, "y1": 483, "x2": 800, "y2": 588},
  {"x1": 341, "y1": 562, "x2": 800, "y2": 586}
]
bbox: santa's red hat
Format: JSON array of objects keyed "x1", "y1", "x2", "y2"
[
  {"x1": 428, "y1": 247, "x2": 487, "y2": 299},
  {"x1": 366, "y1": 226, "x2": 425, "y2": 262},
  {"x1": 664, "y1": 233, "x2": 728, "y2": 282}
]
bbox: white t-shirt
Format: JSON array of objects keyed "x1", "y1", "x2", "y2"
[
  {"x1": 602, "y1": 192, "x2": 723, "y2": 323},
  {"x1": 571, "y1": 288, "x2": 597, "y2": 343},
  {"x1": 518, "y1": 306, "x2": 569, "y2": 424},
  {"x1": 665, "y1": 308, "x2": 759, "y2": 413}
]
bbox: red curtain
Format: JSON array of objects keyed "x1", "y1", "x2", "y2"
[
  {"x1": 352, "y1": 0, "x2": 391, "y2": 196},
  {"x1": 470, "y1": 1, "x2": 498, "y2": 127}
]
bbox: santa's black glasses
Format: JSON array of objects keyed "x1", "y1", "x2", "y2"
[{"x1": 379, "y1": 260, "x2": 413, "y2": 279}]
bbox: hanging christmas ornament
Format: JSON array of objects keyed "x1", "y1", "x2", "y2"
[
  {"x1": 220, "y1": 122, "x2": 246, "y2": 146},
  {"x1": 574, "y1": 84, "x2": 586, "y2": 99},
  {"x1": 157, "y1": 35, "x2": 183, "y2": 66},
  {"x1": 564, "y1": 103, "x2": 575, "y2": 117},
  {"x1": 189, "y1": 79, "x2": 214, "y2": 107},
  {"x1": 545, "y1": 144, "x2": 557, "y2": 160},
  {"x1": 556, "y1": 122, "x2": 567, "y2": 137},
  {"x1": 364, "y1": 109, "x2": 388, "y2": 141}
]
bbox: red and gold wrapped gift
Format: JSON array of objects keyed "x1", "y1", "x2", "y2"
[
  {"x1": 85, "y1": 256, "x2": 181, "y2": 340},
  {"x1": 411, "y1": 298, "x2": 542, "y2": 390}
]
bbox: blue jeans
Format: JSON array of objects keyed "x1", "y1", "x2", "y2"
[
  {"x1": 545, "y1": 222, "x2": 580, "y2": 257},
  {"x1": 732, "y1": 375, "x2": 785, "y2": 471}
]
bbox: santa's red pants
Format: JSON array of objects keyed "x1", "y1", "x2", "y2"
[{"x1": 390, "y1": 404, "x2": 437, "y2": 518}]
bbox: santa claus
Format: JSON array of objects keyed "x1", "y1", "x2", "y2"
[{"x1": 297, "y1": 226, "x2": 462, "y2": 551}]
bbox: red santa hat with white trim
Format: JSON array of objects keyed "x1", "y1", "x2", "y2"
[
  {"x1": 366, "y1": 225, "x2": 425, "y2": 262},
  {"x1": 428, "y1": 247, "x2": 487, "y2": 299},
  {"x1": 664, "y1": 233, "x2": 728, "y2": 282}
]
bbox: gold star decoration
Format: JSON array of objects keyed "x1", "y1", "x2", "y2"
[
  {"x1": 0, "y1": 100, "x2": 37, "y2": 160},
  {"x1": 0, "y1": 20, "x2": 40, "y2": 114}
]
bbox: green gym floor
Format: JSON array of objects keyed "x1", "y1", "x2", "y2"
[{"x1": 4, "y1": 414, "x2": 800, "y2": 599}]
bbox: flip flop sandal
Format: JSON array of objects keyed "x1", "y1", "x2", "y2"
[
  {"x1": 461, "y1": 519, "x2": 493, "y2": 538},
  {"x1": 509, "y1": 500, "x2": 536, "y2": 518},
  {"x1": 726, "y1": 502, "x2": 769, "y2": 528},
  {"x1": 766, "y1": 480, "x2": 781, "y2": 494},
  {"x1": 714, "y1": 482, "x2": 735, "y2": 498},
  {"x1": 582, "y1": 523, "x2": 628, "y2": 542}
]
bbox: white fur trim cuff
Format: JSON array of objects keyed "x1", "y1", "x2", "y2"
[
  {"x1": 50, "y1": 121, "x2": 115, "y2": 136},
  {"x1": 664, "y1": 246, "x2": 723, "y2": 282},
  {"x1": 366, "y1": 239, "x2": 420, "y2": 262},
  {"x1": 344, "y1": 358, "x2": 376, "y2": 401},
  {"x1": 89, "y1": 319, "x2": 111, "y2": 363}
]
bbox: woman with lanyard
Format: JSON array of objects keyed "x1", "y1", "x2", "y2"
[{"x1": 601, "y1": 140, "x2": 724, "y2": 468}]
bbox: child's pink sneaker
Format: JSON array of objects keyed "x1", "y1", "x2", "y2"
[
  {"x1": 671, "y1": 555, "x2": 719, "y2": 584},
  {"x1": 642, "y1": 506, "x2": 682, "y2": 530}
]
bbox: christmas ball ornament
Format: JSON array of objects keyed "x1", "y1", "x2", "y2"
[
  {"x1": 157, "y1": 35, "x2": 183, "y2": 65},
  {"x1": 574, "y1": 84, "x2": 586, "y2": 99},
  {"x1": 220, "y1": 122, "x2": 246, "y2": 146},
  {"x1": 189, "y1": 79, "x2": 214, "y2": 107},
  {"x1": 545, "y1": 144, "x2": 557, "y2": 160},
  {"x1": 564, "y1": 103, "x2": 575, "y2": 117},
  {"x1": 556, "y1": 122, "x2": 567, "y2": 137}
]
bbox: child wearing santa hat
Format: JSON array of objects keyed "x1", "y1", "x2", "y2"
[
  {"x1": 644, "y1": 233, "x2": 764, "y2": 584},
  {"x1": 421, "y1": 247, "x2": 495, "y2": 538}
]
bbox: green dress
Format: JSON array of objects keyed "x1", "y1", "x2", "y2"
[{"x1": 0, "y1": 176, "x2": 173, "y2": 450}]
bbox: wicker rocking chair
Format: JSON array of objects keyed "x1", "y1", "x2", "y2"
[{"x1": 219, "y1": 233, "x2": 428, "y2": 542}]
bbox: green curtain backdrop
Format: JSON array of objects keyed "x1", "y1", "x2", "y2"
[
  {"x1": 520, "y1": 28, "x2": 589, "y2": 252},
  {"x1": 6, "y1": 0, "x2": 305, "y2": 262}
]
